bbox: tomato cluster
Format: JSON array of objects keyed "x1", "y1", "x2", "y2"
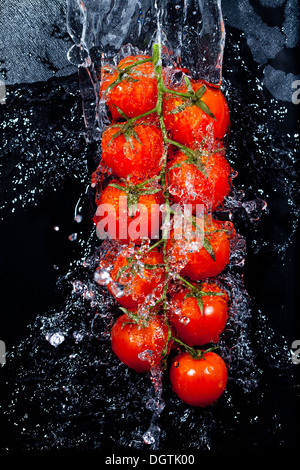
[{"x1": 92, "y1": 45, "x2": 235, "y2": 408}]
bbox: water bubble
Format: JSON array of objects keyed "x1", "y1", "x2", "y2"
[
  {"x1": 138, "y1": 350, "x2": 153, "y2": 363},
  {"x1": 74, "y1": 214, "x2": 82, "y2": 223},
  {"x1": 146, "y1": 397, "x2": 165, "y2": 412},
  {"x1": 68, "y1": 233, "x2": 78, "y2": 241},
  {"x1": 45, "y1": 332, "x2": 65, "y2": 347},
  {"x1": 53, "y1": 225, "x2": 60, "y2": 231},
  {"x1": 179, "y1": 316, "x2": 190, "y2": 325},
  {"x1": 72, "y1": 331, "x2": 85, "y2": 343},
  {"x1": 143, "y1": 430, "x2": 156, "y2": 445},
  {"x1": 94, "y1": 268, "x2": 111, "y2": 286}
]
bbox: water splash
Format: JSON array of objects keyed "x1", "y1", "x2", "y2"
[{"x1": 0, "y1": 0, "x2": 299, "y2": 454}]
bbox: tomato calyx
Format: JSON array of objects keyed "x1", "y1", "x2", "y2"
[
  {"x1": 104, "y1": 56, "x2": 155, "y2": 95},
  {"x1": 166, "y1": 76, "x2": 216, "y2": 121},
  {"x1": 106, "y1": 118, "x2": 146, "y2": 148},
  {"x1": 114, "y1": 246, "x2": 165, "y2": 282},
  {"x1": 118, "y1": 307, "x2": 151, "y2": 329},
  {"x1": 172, "y1": 339, "x2": 219, "y2": 361},
  {"x1": 169, "y1": 145, "x2": 208, "y2": 178},
  {"x1": 176, "y1": 275, "x2": 226, "y2": 316},
  {"x1": 108, "y1": 178, "x2": 162, "y2": 217},
  {"x1": 191, "y1": 216, "x2": 216, "y2": 261}
]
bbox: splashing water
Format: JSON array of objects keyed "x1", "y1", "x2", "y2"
[{"x1": 0, "y1": 0, "x2": 299, "y2": 453}]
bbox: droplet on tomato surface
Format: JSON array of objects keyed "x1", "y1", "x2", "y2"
[
  {"x1": 218, "y1": 380, "x2": 225, "y2": 389},
  {"x1": 174, "y1": 361, "x2": 180, "y2": 368},
  {"x1": 138, "y1": 349, "x2": 153, "y2": 364},
  {"x1": 179, "y1": 316, "x2": 190, "y2": 325}
]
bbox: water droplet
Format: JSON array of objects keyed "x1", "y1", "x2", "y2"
[
  {"x1": 143, "y1": 430, "x2": 156, "y2": 445},
  {"x1": 179, "y1": 316, "x2": 190, "y2": 325},
  {"x1": 45, "y1": 332, "x2": 65, "y2": 347},
  {"x1": 68, "y1": 233, "x2": 78, "y2": 241},
  {"x1": 74, "y1": 214, "x2": 82, "y2": 223}
]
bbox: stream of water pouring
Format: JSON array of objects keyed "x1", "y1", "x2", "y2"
[{"x1": 63, "y1": 0, "x2": 271, "y2": 450}]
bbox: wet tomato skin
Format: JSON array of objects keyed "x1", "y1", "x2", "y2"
[
  {"x1": 166, "y1": 218, "x2": 235, "y2": 281},
  {"x1": 101, "y1": 56, "x2": 157, "y2": 120},
  {"x1": 101, "y1": 120, "x2": 164, "y2": 181},
  {"x1": 111, "y1": 313, "x2": 170, "y2": 373},
  {"x1": 167, "y1": 149, "x2": 232, "y2": 213},
  {"x1": 169, "y1": 282, "x2": 229, "y2": 346},
  {"x1": 102, "y1": 246, "x2": 165, "y2": 310},
  {"x1": 93, "y1": 180, "x2": 164, "y2": 244},
  {"x1": 169, "y1": 351, "x2": 228, "y2": 406},
  {"x1": 163, "y1": 80, "x2": 230, "y2": 147}
]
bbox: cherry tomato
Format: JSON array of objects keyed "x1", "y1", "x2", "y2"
[
  {"x1": 166, "y1": 217, "x2": 235, "y2": 281},
  {"x1": 169, "y1": 350, "x2": 228, "y2": 406},
  {"x1": 167, "y1": 148, "x2": 232, "y2": 213},
  {"x1": 96, "y1": 245, "x2": 165, "y2": 310},
  {"x1": 101, "y1": 119, "x2": 164, "y2": 182},
  {"x1": 168, "y1": 282, "x2": 229, "y2": 346},
  {"x1": 101, "y1": 55, "x2": 157, "y2": 120},
  {"x1": 93, "y1": 179, "x2": 164, "y2": 244},
  {"x1": 163, "y1": 80, "x2": 230, "y2": 147},
  {"x1": 111, "y1": 312, "x2": 170, "y2": 372}
]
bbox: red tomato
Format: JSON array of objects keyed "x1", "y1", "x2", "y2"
[
  {"x1": 166, "y1": 217, "x2": 235, "y2": 281},
  {"x1": 168, "y1": 282, "x2": 229, "y2": 346},
  {"x1": 169, "y1": 350, "x2": 228, "y2": 406},
  {"x1": 101, "y1": 55, "x2": 157, "y2": 120},
  {"x1": 93, "y1": 179, "x2": 164, "y2": 244},
  {"x1": 111, "y1": 313, "x2": 171, "y2": 372},
  {"x1": 101, "y1": 119, "x2": 164, "y2": 181},
  {"x1": 163, "y1": 80, "x2": 230, "y2": 147},
  {"x1": 96, "y1": 245, "x2": 165, "y2": 310},
  {"x1": 167, "y1": 148, "x2": 232, "y2": 213}
]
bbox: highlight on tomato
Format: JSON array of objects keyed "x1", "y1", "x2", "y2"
[{"x1": 169, "y1": 349, "x2": 228, "y2": 407}]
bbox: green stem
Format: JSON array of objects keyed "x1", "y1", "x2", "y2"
[
  {"x1": 105, "y1": 43, "x2": 222, "y2": 362},
  {"x1": 146, "y1": 238, "x2": 164, "y2": 253},
  {"x1": 177, "y1": 275, "x2": 196, "y2": 291}
]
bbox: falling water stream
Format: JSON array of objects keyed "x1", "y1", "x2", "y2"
[{"x1": 0, "y1": 0, "x2": 299, "y2": 453}]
